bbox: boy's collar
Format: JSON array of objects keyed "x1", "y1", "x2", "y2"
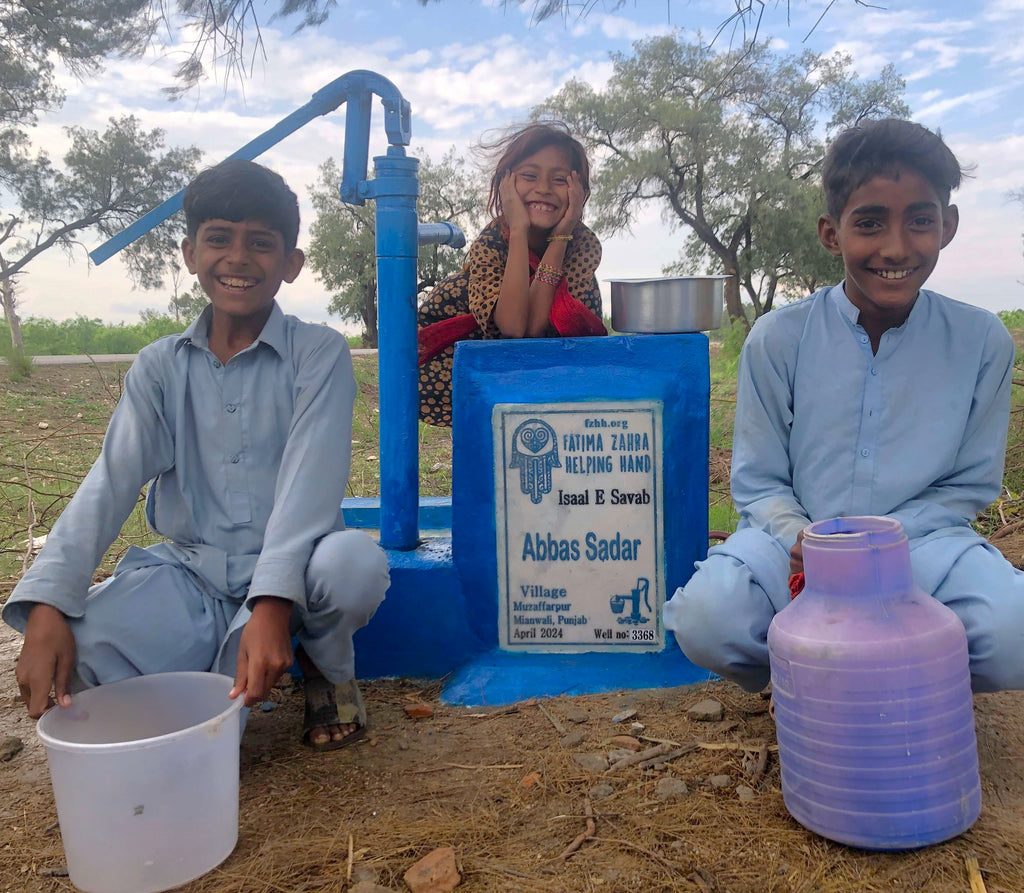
[
  {"x1": 174, "y1": 301, "x2": 288, "y2": 359},
  {"x1": 829, "y1": 281, "x2": 929, "y2": 332}
]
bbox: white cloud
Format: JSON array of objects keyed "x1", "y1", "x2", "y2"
[{"x1": 915, "y1": 86, "x2": 1008, "y2": 121}]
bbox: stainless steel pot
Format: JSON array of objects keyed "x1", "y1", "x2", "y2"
[{"x1": 608, "y1": 276, "x2": 727, "y2": 333}]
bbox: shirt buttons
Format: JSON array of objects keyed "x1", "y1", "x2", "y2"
[
  {"x1": 870, "y1": 367, "x2": 878, "y2": 376},
  {"x1": 230, "y1": 455, "x2": 240, "y2": 464},
  {"x1": 213, "y1": 360, "x2": 222, "y2": 368},
  {"x1": 860, "y1": 336, "x2": 869, "y2": 344},
  {"x1": 861, "y1": 449, "x2": 870, "y2": 457},
  {"x1": 226, "y1": 404, "x2": 237, "y2": 413}
]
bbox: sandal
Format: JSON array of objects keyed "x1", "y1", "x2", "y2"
[{"x1": 302, "y1": 676, "x2": 367, "y2": 751}]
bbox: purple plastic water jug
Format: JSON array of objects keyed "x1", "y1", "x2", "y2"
[{"x1": 767, "y1": 516, "x2": 981, "y2": 850}]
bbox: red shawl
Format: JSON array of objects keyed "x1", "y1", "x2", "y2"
[{"x1": 418, "y1": 249, "x2": 606, "y2": 366}]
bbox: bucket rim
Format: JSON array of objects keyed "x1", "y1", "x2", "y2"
[{"x1": 35, "y1": 671, "x2": 244, "y2": 754}]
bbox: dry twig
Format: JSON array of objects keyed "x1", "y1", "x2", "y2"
[
  {"x1": 605, "y1": 742, "x2": 674, "y2": 774},
  {"x1": 637, "y1": 743, "x2": 698, "y2": 769},
  {"x1": 742, "y1": 742, "x2": 769, "y2": 782},
  {"x1": 558, "y1": 799, "x2": 595, "y2": 859},
  {"x1": 965, "y1": 853, "x2": 987, "y2": 893},
  {"x1": 537, "y1": 701, "x2": 566, "y2": 735}
]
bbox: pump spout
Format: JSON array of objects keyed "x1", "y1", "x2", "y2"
[{"x1": 417, "y1": 222, "x2": 466, "y2": 249}]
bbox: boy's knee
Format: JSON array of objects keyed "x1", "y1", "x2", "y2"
[
  {"x1": 922, "y1": 538, "x2": 1024, "y2": 692},
  {"x1": 663, "y1": 554, "x2": 775, "y2": 692},
  {"x1": 306, "y1": 530, "x2": 390, "y2": 614},
  {"x1": 965, "y1": 597, "x2": 1024, "y2": 693}
]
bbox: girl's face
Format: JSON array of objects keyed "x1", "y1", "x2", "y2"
[{"x1": 511, "y1": 144, "x2": 574, "y2": 231}]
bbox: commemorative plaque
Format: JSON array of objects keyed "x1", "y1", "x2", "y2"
[{"x1": 493, "y1": 401, "x2": 665, "y2": 651}]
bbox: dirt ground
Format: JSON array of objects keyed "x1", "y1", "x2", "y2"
[
  {"x1": 1, "y1": 614, "x2": 1023, "y2": 893},
  {"x1": 2, "y1": 364, "x2": 1024, "y2": 892}
]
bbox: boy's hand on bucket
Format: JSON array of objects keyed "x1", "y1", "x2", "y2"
[
  {"x1": 16, "y1": 603, "x2": 75, "y2": 718},
  {"x1": 231, "y1": 597, "x2": 294, "y2": 707}
]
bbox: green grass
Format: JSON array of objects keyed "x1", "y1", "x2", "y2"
[{"x1": 4, "y1": 341, "x2": 1024, "y2": 595}]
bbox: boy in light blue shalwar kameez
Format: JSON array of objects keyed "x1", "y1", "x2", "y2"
[
  {"x1": 664, "y1": 119, "x2": 1024, "y2": 694},
  {"x1": 5, "y1": 159, "x2": 390, "y2": 750}
]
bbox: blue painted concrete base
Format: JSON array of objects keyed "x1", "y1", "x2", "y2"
[
  {"x1": 349, "y1": 527, "x2": 713, "y2": 704},
  {"x1": 441, "y1": 645, "x2": 713, "y2": 706},
  {"x1": 353, "y1": 537, "x2": 487, "y2": 679}
]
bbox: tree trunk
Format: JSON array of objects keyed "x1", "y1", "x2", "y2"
[
  {"x1": 361, "y1": 281, "x2": 379, "y2": 349},
  {"x1": 723, "y1": 269, "x2": 748, "y2": 331},
  {"x1": 1, "y1": 276, "x2": 24, "y2": 352}
]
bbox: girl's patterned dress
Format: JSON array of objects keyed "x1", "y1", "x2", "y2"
[{"x1": 417, "y1": 219, "x2": 603, "y2": 427}]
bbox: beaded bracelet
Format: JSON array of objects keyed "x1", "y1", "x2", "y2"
[
  {"x1": 534, "y1": 262, "x2": 563, "y2": 286},
  {"x1": 547, "y1": 233, "x2": 573, "y2": 242}
]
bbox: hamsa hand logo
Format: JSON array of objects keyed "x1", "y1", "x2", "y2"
[{"x1": 509, "y1": 419, "x2": 560, "y2": 504}]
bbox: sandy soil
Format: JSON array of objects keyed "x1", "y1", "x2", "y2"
[{"x1": 1, "y1": 612, "x2": 1023, "y2": 893}]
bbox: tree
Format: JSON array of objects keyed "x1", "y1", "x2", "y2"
[
  {"x1": 1, "y1": 0, "x2": 335, "y2": 122},
  {"x1": 418, "y1": 0, "x2": 875, "y2": 35},
  {"x1": 169, "y1": 282, "x2": 210, "y2": 325},
  {"x1": 539, "y1": 35, "x2": 907, "y2": 323},
  {"x1": 306, "y1": 150, "x2": 486, "y2": 347},
  {"x1": 0, "y1": 115, "x2": 202, "y2": 350}
]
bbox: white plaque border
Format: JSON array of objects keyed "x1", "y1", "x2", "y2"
[{"x1": 493, "y1": 400, "x2": 666, "y2": 653}]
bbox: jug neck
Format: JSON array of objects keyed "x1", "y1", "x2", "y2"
[{"x1": 801, "y1": 516, "x2": 913, "y2": 599}]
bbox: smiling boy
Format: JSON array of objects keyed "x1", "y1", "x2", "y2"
[
  {"x1": 664, "y1": 118, "x2": 1024, "y2": 694},
  {"x1": 5, "y1": 159, "x2": 390, "y2": 750}
]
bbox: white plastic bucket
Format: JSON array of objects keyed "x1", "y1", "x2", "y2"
[{"x1": 36, "y1": 671, "x2": 244, "y2": 893}]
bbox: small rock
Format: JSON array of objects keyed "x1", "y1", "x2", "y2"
[
  {"x1": 560, "y1": 730, "x2": 586, "y2": 748},
  {"x1": 351, "y1": 864, "x2": 381, "y2": 885},
  {"x1": 573, "y1": 752, "x2": 610, "y2": 772},
  {"x1": 519, "y1": 771, "x2": 542, "y2": 788},
  {"x1": 687, "y1": 699, "x2": 725, "y2": 722},
  {"x1": 709, "y1": 774, "x2": 732, "y2": 789},
  {"x1": 260, "y1": 701, "x2": 276, "y2": 712},
  {"x1": 37, "y1": 421, "x2": 50, "y2": 429},
  {"x1": 611, "y1": 708, "x2": 637, "y2": 723},
  {"x1": 629, "y1": 721, "x2": 645, "y2": 735},
  {"x1": 398, "y1": 737, "x2": 410, "y2": 752},
  {"x1": 655, "y1": 777, "x2": 690, "y2": 801},
  {"x1": 565, "y1": 708, "x2": 589, "y2": 724},
  {"x1": 607, "y1": 748, "x2": 636, "y2": 763},
  {"x1": 0, "y1": 737, "x2": 24, "y2": 762},
  {"x1": 736, "y1": 784, "x2": 756, "y2": 802},
  {"x1": 607, "y1": 735, "x2": 642, "y2": 751},
  {"x1": 39, "y1": 867, "x2": 68, "y2": 878},
  {"x1": 404, "y1": 703, "x2": 434, "y2": 719},
  {"x1": 404, "y1": 846, "x2": 461, "y2": 893},
  {"x1": 589, "y1": 782, "x2": 615, "y2": 801}
]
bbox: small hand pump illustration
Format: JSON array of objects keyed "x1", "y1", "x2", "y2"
[{"x1": 610, "y1": 578, "x2": 651, "y2": 625}]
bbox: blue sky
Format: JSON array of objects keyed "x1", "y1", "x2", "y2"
[{"x1": 16, "y1": 0, "x2": 1024, "y2": 328}]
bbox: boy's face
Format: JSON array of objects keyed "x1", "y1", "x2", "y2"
[
  {"x1": 182, "y1": 219, "x2": 304, "y2": 322},
  {"x1": 818, "y1": 165, "x2": 958, "y2": 327}
]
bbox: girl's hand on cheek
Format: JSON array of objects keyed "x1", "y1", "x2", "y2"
[
  {"x1": 499, "y1": 171, "x2": 530, "y2": 233},
  {"x1": 553, "y1": 171, "x2": 585, "y2": 237}
]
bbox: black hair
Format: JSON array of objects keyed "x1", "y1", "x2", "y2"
[
  {"x1": 183, "y1": 158, "x2": 301, "y2": 251},
  {"x1": 822, "y1": 118, "x2": 967, "y2": 220}
]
